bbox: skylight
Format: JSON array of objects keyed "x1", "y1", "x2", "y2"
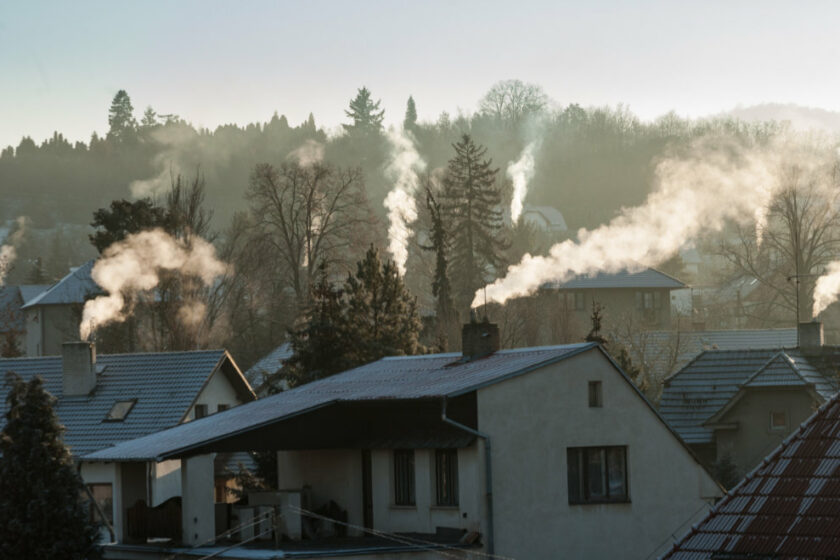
[{"x1": 104, "y1": 399, "x2": 136, "y2": 422}]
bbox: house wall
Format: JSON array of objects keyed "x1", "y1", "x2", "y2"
[
  {"x1": 276, "y1": 449, "x2": 364, "y2": 535},
  {"x1": 25, "y1": 304, "x2": 79, "y2": 356},
  {"x1": 715, "y1": 389, "x2": 818, "y2": 477},
  {"x1": 558, "y1": 288, "x2": 673, "y2": 330},
  {"x1": 186, "y1": 368, "x2": 240, "y2": 421},
  {"x1": 81, "y1": 462, "x2": 121, "y2": 542},
  {"x1": 370, "y1": 446, "x2": 483, "y2": 535},
  {"x1": 477, "y1": 349, "x2": 720, "y2": 560},
  {"x1": 151, "y1": 459, "x2": 181, "y2": 506}
]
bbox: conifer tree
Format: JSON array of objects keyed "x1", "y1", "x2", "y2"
[
  {"x1": 107, "y1": 90, "x2": 137, "y2": 142},
  {"x1": 441, "y1": 134, "x2": 508, "y2": 316},
  {"x1": 424, "y1": 183, "x2": 457, "y2": 349},
  {"x1": 0, "y1": 373, "x2": 99, "y2": 558},
  {"x1": 343, "y1": 87, "x2": 385, "y2": 134},
  {"x1": 404, "y1": 96, "x2": 418, "y2": 130}
]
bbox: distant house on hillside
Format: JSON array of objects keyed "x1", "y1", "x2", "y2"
[
  {"x1": 543, "y1": 267, "x2": 686, "y2": 330},
  {"x1": 659, "y1": 322, "x2": 840, "y2": 480},
  {"x1": 520, "y1": 204, "x2": 568, "y2": 234},
  {"x1": 244, "y1": 342, "x2": 293, "y2": 395},
  {"x1": 86, "y1": 322, "x2": 721, "y2": 559},
  {"x1": 0, "y1": 341, "x2": 255, "y2": 542},
  {"x1": 0, "y1": 283, "x2": 50, "y2": 355},
  {"x1": 22, "y1": 259, "x2": 101, "y2": 355},
  {"x1": 663, "y1": 388, "x2": 840, "y2": 559}
]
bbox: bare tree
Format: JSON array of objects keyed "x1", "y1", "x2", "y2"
[
  {"x1": 478, "y1": 79, "x2": 548, "y2": 126},
  {"x1": 717, "y1": 161, "x2": 840, "y2": 324},
  {"x1": 246, "y1": 161, "x2": 376, "y2": 307}
]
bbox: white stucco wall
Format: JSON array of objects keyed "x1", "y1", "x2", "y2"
[
  {"x1": 276, "y1": 449, "x2": 364, "y2": 535},
  {"x1": 150, "y1": 459, "x2": 181, "y2": 506},
  {"x1": 181, "y1": 454, "x2": 216, "y2": 545},
  {"x1": 370, "y1": 446, "x2": 483, "y2": 535},
  {"x1": 185, "y1": 367, "x2": 240, "y2": 421},
  {"x1": 81, "y1": 461, "x2": 121, "y2": 543},
  {"x1": 477, "y1": 349, "x2": 721, "y2": 560}
]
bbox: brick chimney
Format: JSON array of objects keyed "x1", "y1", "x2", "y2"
[
  {"x1": 62, "y1": 341, "x2": 96, "y2": 396},
  {"x1": 462, "y1": 320, "x2": 500, "y2": 360},
  {"x1": 798, "y1": 321, "x2": 824, "y2": 352}
]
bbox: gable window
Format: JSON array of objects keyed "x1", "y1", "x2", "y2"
[
  {"x1": 194, "y1": 404, "x2": 208, "y2": 419},
  {"x1": 104, "y1": 399, "x2": 136, "y2": 422},
  {"x1": 435, "y1": 449, "x2": 459, "y2": 506},
  {"x1": 588, "y1": 381, "x2": 603, "y2": 408},
  {"x1": 770, "y1": 411, "x2": 787, "y2": 430},
  {"x1": 568, "y1": 446, "x2": 628, "y2": 504},
  {"x1": 217, "y1": 403, "x2": 229, "y2": 413},
  {"x1": 393, "y1": 450, "x2": 415, "y2": 506}
]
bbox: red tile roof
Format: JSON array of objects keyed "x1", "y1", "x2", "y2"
[{"x1": 663, "y1": 394, "x2": 840, "y2": 559}]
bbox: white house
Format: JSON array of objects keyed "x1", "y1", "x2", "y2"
[
  {"x1": 86, "y1": 322, "x2": 722, "y2": 560},
  {"x1": 0, "y1": 341, "x2": 255, "y2": 542}
]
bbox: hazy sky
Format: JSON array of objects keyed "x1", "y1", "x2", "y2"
[{"x1": 2, "y1": 0, "x2": 840, "y2": 147}]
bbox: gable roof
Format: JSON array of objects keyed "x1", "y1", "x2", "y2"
[
  {"x1": 543, "y1": 267, "x2": 686, "y2": 290},
  {"x1": 244, "y1": 342, "x2": 293, "y2": 387},
  {"x1": 22, "y1": 260, "x2": 102, "y2": 308},
  {"x1": 660, "y1": 349, "x2": 840, "y2": 444},
  {"x1": 18, "y1": 284, "x2": 51, "y2": 305},
  {"x1": 0, "y1": 349, "x2": 254, "y2": 457},
  {"x1": 663, "y1": 392, "x2": 840, "y2": 559},
  {"x1": 522, "y1": 205, "x2": 568, "y2": 231},
  {"x1": 84, "y1": 343, "x2": 598, "y2": 462}
]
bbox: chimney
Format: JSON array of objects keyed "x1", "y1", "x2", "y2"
[
  {"x1": 62, "y1": 341, "x2": 96, "y2": 396},
  {"x1": 461, "y1": 320, "x2": 500, "y2": 360},
  {"x1": 798, "y1": 321, "x2": 824, "y2": 352}
]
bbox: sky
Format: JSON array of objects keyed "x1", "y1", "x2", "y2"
[{"x1": 2, "y1": 0, "x2": 840, "y2": 148}]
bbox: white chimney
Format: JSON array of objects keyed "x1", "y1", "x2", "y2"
[{"x1": 62, "y1": 341, "x2": 96, "y2": 396}]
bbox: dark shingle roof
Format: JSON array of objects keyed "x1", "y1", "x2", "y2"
[
  {"x1": 22, "y1": 260, "x2": 102, "y2": 308},
  {"x1": 662, "y1": 393, "x2": 840, "y2": 559},
  {"x1": 544, "y1": 267, "x2": 685, "y2": 290},
  {"x1": 244, "y1": 342, "x2": 293, "y2": 387},
  {"x1": 84, "y1": 343, "x2": 597, "y2": 462},
  {"x1": 660, "y1": 349, "x2": 840, "y2": 444},
  {"x1": 19, "y1": 284, "x2": 50, "y2": 305},
  {"x1": 0, "y1": 350, "x2": 236, "y2": 457}
]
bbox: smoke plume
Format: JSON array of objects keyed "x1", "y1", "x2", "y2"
[
  {"x1": 813, "y1": 262, "x2": 840, "y2": 316},
  {"x1": 507, "y1": 140, "x2": 539, "y2": 223},
  {"x1": 475, "y1": 136, "x2": 793, "y2": 308},
  {"x1": 129, "y1": 125, "x2": 199, "y2": 198},
  {"x1": 0, "y1": 217, "x2": 29, "y2": 286},
  {"x1": 288, "y1": 139, "x2": 325, "y2": 166},
  {"x1": 80, "y1": 229, "x2": 228, "y2": 339},
  {"x1": 384, "y1": 128, "x2": 427, "y2": 275}
]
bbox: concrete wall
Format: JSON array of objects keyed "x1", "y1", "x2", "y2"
[
  {"x1": 276, "y1": 449, "x2": 364, "y2": 535},
  {"x1": 715, "y1": 388, "x2": 819, "y2": 477},
  {"x1": 181, "y1": 454, "x2": 216, "y2": 545},
  {"x1": 477, "y1": 349, "x2": 720, "y2": 560},
  {"x1": 370, "y1": 446, "x2": 483, "y2": 536},
  {"x1": 81, "y1": 462, "x2": 121, "y2": 542},
  {"x1": 185, "y1": 368, "x2": 240, "y2": 421}
]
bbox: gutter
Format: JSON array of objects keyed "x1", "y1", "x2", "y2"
[
  {"x1": 440, "y1": 397, "x2": 494, "y2": 556},
  {"x1": 77, "y1": 461, "x2": 116, "y2": 543}
]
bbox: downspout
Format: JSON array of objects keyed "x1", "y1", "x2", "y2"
[
  {"x1": 77, "y1": 461, "x2": 116, "y2": 543},
  {"x1": 440, "y1": 397, "x2": 494, "y2": 555}
]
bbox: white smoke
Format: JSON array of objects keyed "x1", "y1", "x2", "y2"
[
  {"x1": 813, "y1": 262, "x2": 840, "y2": 316},
  {"x1": 288, "y1": 139, "x2": 325, "y2": 166},
  {"x1": 80, "y1": 228, "x2": 228, "y2": 339},
  {"x1": 0, "y1": 217, "x2": 29, "y2": 286},
  {"x1": 129, "y1": 125, "x2": 198, "y2": 198},
  {"x1": 475, "y1": 135, "x2": 796, "y2": 308},
  {"x1": 384, "y1": 128, "x2": 427, "y2": 275},
  {"x1": 507, "y1": 140, "x2": 539, "y2": 223}
]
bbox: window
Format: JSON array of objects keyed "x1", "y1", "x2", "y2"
[
  {"x1": 588, "y1": 381, "x2": 603, "y2": 408},
  {"x1": 87, "y1": 483, "x2": 113, "y2": 526},
  {"x1": 104, "y1": 399, "x2": 136, "y2": 422},
  {"x1": 435, "y1": 449, "x2": 459, "y2": 506},
  {"x1": 563, "y1": 292, "x2": 585, "y2": 311},
  {"x1": 194, "y1": 404, "x2": 208, "y2": 419},
  {"x1": 770, "y1": 411, "x2": 787, "y2": 430},
  {"x1": 217, "y1": 403, "x2": 229, "y2": 413},
  {"x1": 567, "y1": 446, "x2": 628, "y2": 504},
  {"x1": 393, "y1": 450, "x2": 415, "y2": 506}
]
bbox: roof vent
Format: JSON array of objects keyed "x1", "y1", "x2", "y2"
[{"x1": 461, "y1": 319, "x2": 500, "y2": 361}]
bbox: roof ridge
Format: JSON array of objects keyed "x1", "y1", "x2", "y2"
[{"x1": 740, "y1": 351, "x2": 798, "y2": 387}]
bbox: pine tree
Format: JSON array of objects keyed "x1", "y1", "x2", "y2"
[
  {"x1": 343, "y1": 87, "x2": 385, "y2": 134},
  {"x1": 441, "y1": 134, "x2": 508, "y2": 315},
  {"x1": 423, "y1": 184, "x2": 457, "y2": 349},
  {"x1": 403, "y1": 96, "x2": 418, "y2": 130},
  {"x1": 0, "y1": 373, "x2": 100, "y2": 558},
  {"x1": 107, "y1": 89, "x2": 137, "y2": 142},
  {"x1": 140, "y1": 106, "x2": 158, "y2": 128}
]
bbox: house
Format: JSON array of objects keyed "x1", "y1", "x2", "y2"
[
  {"x1": 0, "y1": 283, "x2": 50, "y2": 354},
  {"x1": 22, "y1": 259, "x2": 102, "y2": 356},
  {"x1": 659, "y1": 322, "x2": 840, "y2": 478},
  {"x1": 521, "y1": 204, "x2": 568, "y2": 234},
  {"x1": 543, "y1": 267, "x2": 686, "y2": 330},
  {"x1": 0, "y1": 341, "x2": 256, "y2": 542},
  {"x1": 243, "y1": 342, "x2": 293, "y2": 395},
  {"x1": 85, "y1": 322, "x2": 722, "y2": 560},
  {"x1": 662, "y1": 389, "x2": 840, "y2": 559}
]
